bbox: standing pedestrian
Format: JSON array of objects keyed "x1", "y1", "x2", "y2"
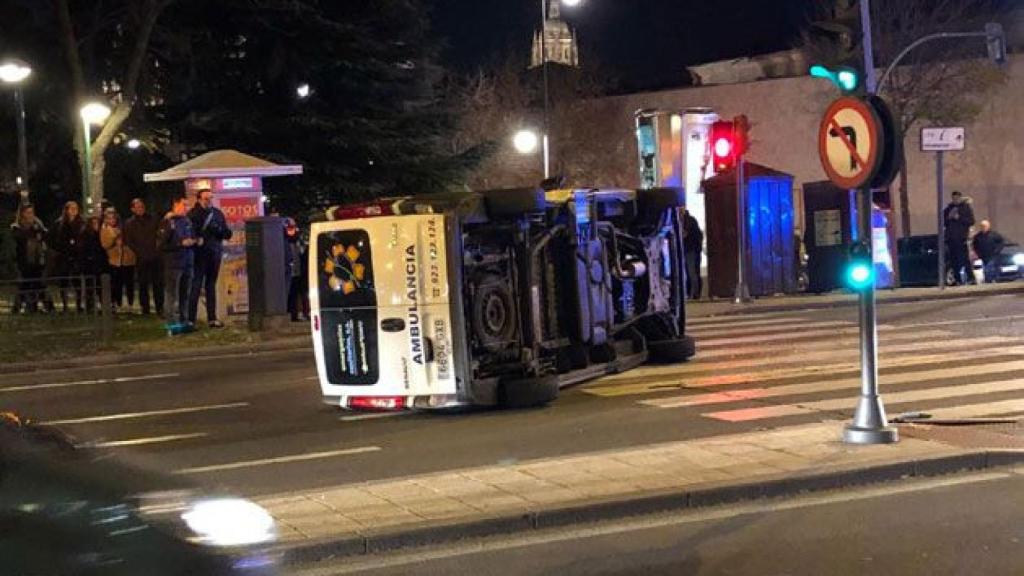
[
  {"x1": 11, "y1": 204, "x2": 49, "y2": 313},
  {"x1": 682, "y1": 208, "x2": 703, "y2": 300},
  {"x1": 971, "y1": 219, "x2": 1005, "y2": 284},
  {"x1": 159, "y1": 194, "x2": 198, "y2": 334},
  {"x1": 187, "y1": 188, "x2": 232, "y2": 328},
  {"x1": 80, "y1": 215, "x2": 107, "y2": 312},
  {"x1": 124, "y1": 198, "x2": 163, "y2": 315},
  {"x1": 50, "y1": 201, "x2": 86, "y2": 312},
  {"x1": 943, "y1": 190, "x2": 975, "y2": 286},
  {"x1": 284, "y1": 218, "x2": 309, "y2": 321},
  {"x1": 100, "y1": 208, "x2": 136, "y2": 311}
]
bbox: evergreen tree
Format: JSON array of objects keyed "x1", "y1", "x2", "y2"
[{"x1": 159, "y1": 0, "x2": 481, "y2": 217}]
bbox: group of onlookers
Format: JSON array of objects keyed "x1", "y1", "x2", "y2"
[{"x1": 9, "y1": 188, "x2": 234, "y2": 335}]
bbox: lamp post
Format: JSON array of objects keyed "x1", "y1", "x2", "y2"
[
  {"x1": 538, "y1": 0, "x2": 581, "y2": 180},
  {"x1": 79, "y1": 102, "x2": 111, "y2": 212},
  {"x1": 0, "y1": 59, "x2": 32, "y2": 201},
  {"x1": 513, "y1": 129, "x2": 540, "y2": 155}
]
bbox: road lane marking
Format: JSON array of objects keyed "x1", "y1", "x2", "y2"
[
  {"x1": 698, "y1": 325, "x2": 898, "y2": 347},
  {"x1": 0, "y1": 348, "x2": 310, "y2": 378},
  {"x1": 0, "y1": 372, "x2": 179, "y2": 393},
  {"x1": 41, "y1": 402, "x2": 250, "y2": 425},
  {"x1": 587, "y1": 348, "x2": 1024, "y2": 398},
  {"x1": 636, "y1": 354, "x2": 1024, "y2": 407},
  {"x1": 703, "y1": 378, "x2": 1024, "y2": 422},
  {"x1": 895, "y1": 313, "x2": 1024, "y2": 330},
  {"x1": 92, "y1": 432, "x2": 208, "y2": 448},
  {"x1": 597, "y1": 335, "x2": 1018, "y2": 383},
  {"x1": 687, "y1": 311, "x2": 808, "y2": 324},
  {"x1": 924, "y1": 399, "x2": 1024, "y2": 419},
  {"x1": 696, "y1": 329, "x2": 954, "y2": 359},
  {"x1": 688, "y1": 320, "x2": 855, "y2": 338},
  {"x1": 684, "y1": 313, "x2": 811, "y2": 327},
  {"x1": 340, "y1": 412, "x2": 407, "y2": 422},
  {"x1": 175, "y1": 446, "x2": 383, "y2": 474}
]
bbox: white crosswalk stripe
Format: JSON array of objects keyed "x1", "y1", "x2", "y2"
[{"x1": 582, "y1": 312, "x2": 1024, "y2": 428}]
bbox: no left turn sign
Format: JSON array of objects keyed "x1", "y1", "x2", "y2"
[{"x1": 818, "y1": 96, "x2": 884, "y2": 189}]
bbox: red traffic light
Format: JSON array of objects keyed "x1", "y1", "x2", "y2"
[{"x1": 710, "y1": 120, "x2": 736, "y2": 172}]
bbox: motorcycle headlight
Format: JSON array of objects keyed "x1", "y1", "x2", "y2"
[
  {"x1": 1011, "y1": 253, "x2": 1024, "y2": 266},
  {"x1": 181, "y1": 498, "x2": 276, "y2": 547}
]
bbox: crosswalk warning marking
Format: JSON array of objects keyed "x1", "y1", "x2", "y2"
[
  {"x1": 688, "y1": 320, "x2": 856, "y2": 339},
  {"x1": 697, "y1": 329, "x2": 955, "y2": 359},
  {"x1": 698, "y1": 324, "x2": 899, "y2": 348}
]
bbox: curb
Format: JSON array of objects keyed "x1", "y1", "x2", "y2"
[
  {"x1": 690, "y1": 285, "x2": 1024, "y2": 318},
  {"x1": 0, "y1": 337, "x2": 312, "y2": 375},
  {"x1": 278, "y1": 449, "x2": 1024, "y2": 565}
]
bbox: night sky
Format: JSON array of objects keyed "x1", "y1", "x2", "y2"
[{"x1": 431, "y1": 0, "x2": 818, "y2": 91}]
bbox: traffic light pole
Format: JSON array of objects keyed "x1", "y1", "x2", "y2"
[
  {"x1": 733, "y1": 156, "x2": 750, "y2": 304},
  {"x1": 843, "y1": 0, "x2": 897, "y2": 445}
]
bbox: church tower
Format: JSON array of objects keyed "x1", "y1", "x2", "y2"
[{"x1": 530, "y1": 0, "x2": 579, "y2": 68}]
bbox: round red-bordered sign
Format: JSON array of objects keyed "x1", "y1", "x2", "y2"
[{"x1": 818, "y1": 96, "x2": 884, "y2": 189}]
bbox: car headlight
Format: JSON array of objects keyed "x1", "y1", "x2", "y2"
[
  {"x1": 1011, "y1": 253, "x2": 1024, "y2": 266},
  {"x1": 137, "y1": 492, "x2": 276, "y2": 548},
  {"x1": 181, "y1": 498, "x2": 276, "y2": 547}
]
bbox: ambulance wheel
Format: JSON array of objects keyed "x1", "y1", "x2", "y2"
[
  {"x1": 482, "y1": 188, "x2": 547, "y2": 218},
  {"x1": 647, "y1": 335, "x2": 696, "y2": 363},
  {"x1": 499, "y1": 375, "x2": 559, "y2": 408}
]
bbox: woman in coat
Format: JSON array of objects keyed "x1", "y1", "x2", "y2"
[
  {"x1": 100, "y1": 208, "x2": 137, "y2": 311},
  {"x1": 11, "y1": 204, "x2": 51, "y2": 313},
  {"x1": 50, "y1": 201, "x2": 86, "y2": 312}
]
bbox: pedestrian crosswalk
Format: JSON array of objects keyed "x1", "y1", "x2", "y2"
[{"x1": 582, "y1": 313, "x2": 1024, "y2": 426}]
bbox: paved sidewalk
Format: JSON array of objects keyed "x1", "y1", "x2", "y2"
[
  {"x1": 260, "y1": 421, "x2": 1023, "y2": 561},
  {"x1": 690, "y1": 282, "x2": 1024, "y2": 318}
]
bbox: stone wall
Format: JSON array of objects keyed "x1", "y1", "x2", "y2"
[{"x1": 491, "y1": 54, "x2": 1024, "y2": 242}]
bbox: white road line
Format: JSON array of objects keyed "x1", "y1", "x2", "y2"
[
  {"x1": 687, "y1": 311, "x2": 808, "y2": 324},
  {"x1": 699, "y1": 325, "x2": 897, "y2": 347},
  {"x1": 340, "y1": 412, "x2": 407, "y2": 422},
  {"x1": 0, "y1": 372, "x2": 179, "y2": 393},
  {"x1": 0, "y1": 348, "x2": 308, "y2": 378},
  {"x1": 92, "y1": 432, "x2": 208, "y2": 448},
  {"x1": 588, "y1": 347, "x2": 1024, "y2": 398},
  {"x1": 696, "y1": 329, "x2": 954, "y2": 359},
  {"x1": 41, "y1": 402, "x2": 250, "y2": 425},
  {"x1": 175, "y1": 446, "x2": 383, "y2": 474},
  {"x1": 645, "y1": 357, "x2": 1024, "y2": 408},
  {"x1": 924, "y1": 399, "x2": 1024, "y2": 419},
  {"x1": 685, "y1": 317, "x2": 816, "y2": 330},
  {"x1": 703, "y1": 378, "x2": 1024, "y2": 422},
  {"x1": 597, "y1": 335, "x2": 1017, "y2": 383},
  {"x1": 896, "y1": 313, "x2": 1024, "y2": 330},
  {"x1": 688, "y1": 320, "x2": 855, "y2": 338}
]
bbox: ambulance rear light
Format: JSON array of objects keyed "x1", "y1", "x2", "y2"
[{"x1": 348, "y1": 396, "x2": 407, "y2": 411}]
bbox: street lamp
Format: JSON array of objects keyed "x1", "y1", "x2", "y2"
[
  {"x1": 80, "y1": 101, "x2": 111, "y2": 211},
  {"x1": 538, "y1": 0, "x2": 581, "y2": 180},
  {"x1": 0, "y1": 58, "x2": 32, "y2": 200},
  {"x1": 296, "y1": 83, "x2": 311, "y2": 99},
  {"x1": 126, "y1": 138, "x2": 141, "y2": 150},
  {"x1": 512, "y1": 129, "x2": 540, "y2": 155}
]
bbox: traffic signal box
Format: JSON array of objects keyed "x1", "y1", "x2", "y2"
[
  {"x1": 844, "y1": 241, "x2": 875, "y2": 291},
  {"x1": 710, "y1": 115, "x2": 750, "y2": 173}
]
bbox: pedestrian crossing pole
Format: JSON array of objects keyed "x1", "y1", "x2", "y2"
[{"x1": 844, "y1": 0, "x2": 898, "y2": 445}]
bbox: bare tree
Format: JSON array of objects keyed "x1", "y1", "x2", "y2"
[
  {"x1": 805, "y1": 0, "x2": 1006, "y2": 236},
  {"x1": 55, "y1": 0, "x2": 173, "y2": 210}
]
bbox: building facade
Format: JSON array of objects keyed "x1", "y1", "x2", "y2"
[{"x1": 530, "y1": 1, "x2": 579, "y2": 68}]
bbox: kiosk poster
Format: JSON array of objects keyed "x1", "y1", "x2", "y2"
[{"x1": 216, "y1": 194, "x2": 262, "y2": 316}]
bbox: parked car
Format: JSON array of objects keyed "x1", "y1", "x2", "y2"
[
  {"x1": 310, "y1": 187, "x2": 695, "y2": 411},
  {"x1": 898, "y1": 234, "x2": 1024, "y2": 286},
  {"x1": 0, "y1": 413, "x2": 277, "y2": 576}
]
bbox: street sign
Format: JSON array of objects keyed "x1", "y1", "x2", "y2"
[
  {"x1": 921, "y1": 127, "x2": 965, "y2": 152},
  {"x1": 818, "y1": 97, "x2": 884, "y2": 190}
]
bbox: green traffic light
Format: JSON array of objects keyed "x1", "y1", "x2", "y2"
[
  {"x1": 845, "y1": 261, "x2": 875, "y2": 290},
  {"x1": 809, "y1": 65, "x2": 860, "y2": 93}
]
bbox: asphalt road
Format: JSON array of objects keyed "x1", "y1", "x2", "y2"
[
  {"x1": 2, "y1": 294, "x2": 1023, "y2": 498},
  {"x1": 296, "y1": 468, "x2": 1024, "y2": 576}
]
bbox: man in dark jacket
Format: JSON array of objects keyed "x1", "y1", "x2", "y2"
[
  {"x1": 159, "y1": 194, "x2": 198, "y2": 333},
  {"x1": 125, "y1": 198, "x2": 163, "y2": 315},
  {"x1": 682, "y1": 209, "x2": 703, "y2": 300},
  {"x1": 943, "y1": 191, "x2": 975, "y2": 285},
  {"x1": 11, "y1": 204, "x2": 49, "y2": 313},
  {"x1": 187, "y1": 188, "x2": 232, "y2": 328},
  {"x1": 971, "y1": 219, "x2": 1005, "y2": 283}
]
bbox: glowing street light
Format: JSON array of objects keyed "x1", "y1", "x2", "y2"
[
  {"x1": 561, "y1": 0, "x2": 581, "y2": 6},
  {"x1": 1, "y1": 58, "x2": 33, "y2": 199},
  {"x1": 127, "y1": 138, "x2": 141, "y2": 150},
  {"x1": 79, "y1": 101, "x2": 112, "y2": 211},
  {"x1": 296, "y1": 83, "x2": 311, "y2": 99},
  {"x1": 513, "y1": 129, "x2": 540, "y2": 155}
]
